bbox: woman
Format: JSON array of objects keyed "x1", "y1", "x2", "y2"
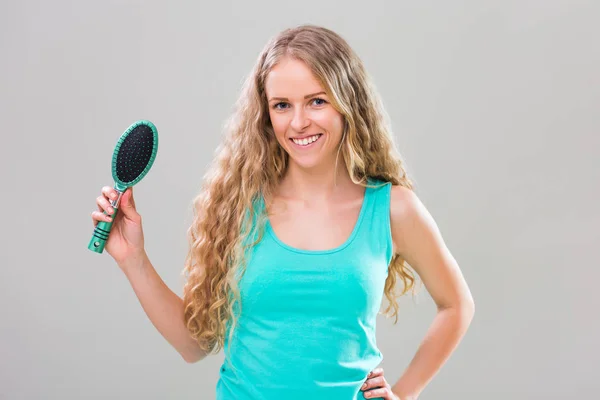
[{"x1": 92, "y1": 25, "x2": 474, "y2": 400}]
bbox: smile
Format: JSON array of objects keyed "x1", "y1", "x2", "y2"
[{"x1": 290, "y1": 134, "x2": 323, "y2": 148}]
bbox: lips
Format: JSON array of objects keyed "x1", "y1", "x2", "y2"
[
  {"x1": 290, "y1": 133, "x2": 321, "y2": 139},
  {"x1": 289, "y1": 133, "x2": 323, "y2": 149}
]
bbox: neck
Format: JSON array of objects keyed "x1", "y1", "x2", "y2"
[{"x1": 278, "y1": 158, "x2": 356, "y2": 202}]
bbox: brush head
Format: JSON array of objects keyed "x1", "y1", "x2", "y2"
[{"x1": 111, "y1": 120, "x2": 158, "y2": 191}]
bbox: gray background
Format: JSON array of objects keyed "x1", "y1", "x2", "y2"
[{"x1": 1, "y1": 0, "x2": 598, "y2": 399}]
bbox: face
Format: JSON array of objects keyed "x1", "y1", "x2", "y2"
[{"x1": 264, "y1": 57, "x2": 345, "y2": 171}]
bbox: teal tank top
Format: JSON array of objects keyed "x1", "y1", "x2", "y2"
[{"x1": 215, "y1": 178, "x2": 393, "y2": 400}]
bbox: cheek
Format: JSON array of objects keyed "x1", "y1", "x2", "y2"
[
  {"x1": 316, "y1": 110, "x2": 344, "y2": 135},
  {"x1": 333, "y1": 113, "x2": 344, "y2": 134},
  {"x1": 269, "y1": 113, "x2": 287, "y2": 136}
]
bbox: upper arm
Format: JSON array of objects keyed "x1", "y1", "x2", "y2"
[{"x1": 389, "y1": 185, "x2": 474, "y2": 310}]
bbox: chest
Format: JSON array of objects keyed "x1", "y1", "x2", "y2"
[
  {"x1": 266, "y1": 197, "x2": 364, "y2": 252},
  {"x1": 241, "y1": 246, "x2": 387, "y2": 319},
  {"x1": 240, "y1": 219, "x2": 389, "y2": 323}
]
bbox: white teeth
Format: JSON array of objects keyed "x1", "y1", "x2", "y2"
[{"x1": 292, "y1": 134, "x2": 321, "y2": 146}]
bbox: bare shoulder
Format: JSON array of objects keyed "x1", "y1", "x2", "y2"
[
  {"x1": 389, "y1": 184, "x2": 434, "y2": 256},
  {"x1": 389, "y1": 184, "x2": 475, "y2": 310},
  {"x1": 389, "y1": 184, "x2": 419, "y2": 219}
]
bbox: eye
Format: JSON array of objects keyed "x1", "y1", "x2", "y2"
[
  {"x1": 271, "y1": 98, "x2": 327, "y2": 110},
  {"x1": 273, "y1": 102, "x2": 289, "y2": 110}
]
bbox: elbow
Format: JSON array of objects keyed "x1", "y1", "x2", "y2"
[
  {"x1": 182, "y1": 353, "x2": 197, "y2": 364},
  {"x1": 457, "y1": 289, "x2": 475, "y2": 318},
  {"x1": 439, "y1": 296, "x2": 475, "y2": 322},
  {"x1": 182, "y1": 351, "x2": 206, "y2": 364},
  {"x1": 465, "y1": 292, "x2": 475, "y2": 316},
  {"x1": 459, "y1": 296, "x2": 475, "y2": 325},
  {"x1": 181, "y1": 345, "x2": 210, "y2": 364},
  {"x1": 464, "y1": 299, "x2": 475, "y2": 322},
  {"x1": 456, "y1": 292, "x2": 475, "y2": 319}
]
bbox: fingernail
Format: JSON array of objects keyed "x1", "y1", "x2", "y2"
[{"x1": 361, "y1": 383, "x2": 367, "y2": 389}]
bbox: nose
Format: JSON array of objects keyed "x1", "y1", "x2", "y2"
[{"x1": 290, "y1": 107, "x2": 310, "y2": 132}]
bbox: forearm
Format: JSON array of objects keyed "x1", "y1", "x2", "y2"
[
  {"x1": 392, "y1": 303, "x2": 475, "y2": 399},
  {"x1": 120, "y1": 252, "x2": 208, "y2": 363}
]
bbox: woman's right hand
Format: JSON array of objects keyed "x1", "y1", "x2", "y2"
[{"x1": 91, "y1": 186, "x2": 146, "y2": 268}]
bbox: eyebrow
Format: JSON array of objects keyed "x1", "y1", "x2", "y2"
[{"x1": 268, "y1": 91, "x2": 327, "y2": 102}]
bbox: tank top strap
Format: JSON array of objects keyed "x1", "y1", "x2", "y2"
[{"x1": 360, "y1": 177, "x2": 394, "y2": 266}]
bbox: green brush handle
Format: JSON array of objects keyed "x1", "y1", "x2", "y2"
[{"x1": 88, "y1": 208, "x2": 119, "y2": 253}]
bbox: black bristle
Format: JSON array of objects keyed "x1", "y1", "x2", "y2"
[{"x1": 115, "y1": 125, "x2": 154, "y2": 183}]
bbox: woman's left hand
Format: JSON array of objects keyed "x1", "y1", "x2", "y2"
[{"x1": 360, "y1": 367, "x2": 400, "y2": 399}]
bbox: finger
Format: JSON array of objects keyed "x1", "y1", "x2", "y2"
[
  {"x1": 98, "y1": 186, "x2": 118, "y2": 213},
  {"x1": 363, "y1": 386, "x2": 392, "y2": 399},
  {"x1": 96, "y1": 194, "x2": 116, "y2": 217},
  {"x1": 119, "y1": 188, "x2": 141, "y2": 222},
  {"x1": 368, "y1": 367, "x2": 384, "y2": 378},
  {"x1": 101, "y1": 186, "x2": 119, "y2": 203},
  {"x1": 362, "y1": 376, "x2": 386, "y2": 391},
  {"x1": 91, "y1": 210, "x2": 113, "y2": 226},
  {"x1": 126, "y1": 187, "x2": 136, "y2": 209},
  {"x1": 121, "y1": 188, "x2": 136, "y2": 211}
]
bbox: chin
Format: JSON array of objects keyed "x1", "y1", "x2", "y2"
[{"x1": 288, "y1": 154, "x2": 333, "y2": 171}]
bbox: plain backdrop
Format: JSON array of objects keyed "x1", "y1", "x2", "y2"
[{"x1": 1, "y1": 1, "x2": 598, "y2": 399}]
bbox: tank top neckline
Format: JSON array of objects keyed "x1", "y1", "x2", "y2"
[{"x1": 262, "y1": 178, "x2": 374, "y2": 255}]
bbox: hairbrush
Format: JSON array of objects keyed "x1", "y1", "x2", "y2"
[{"x1": 88, "y1": 120, "x2": 159, "y2": 253}]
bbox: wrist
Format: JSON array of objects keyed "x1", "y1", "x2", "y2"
[
  {"x1": 394, "y1": 395, "x2": 416, "y2": 400},
  {"x1": 392, "y1": 386, "x2": 419, "y2": 400},
  {"x1": 119, "y1": 250, "x2": 149, "y2": 275}
]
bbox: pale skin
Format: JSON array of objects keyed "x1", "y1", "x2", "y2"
[
  {"x1": 360, "y1": 184, "x2": 475, "y2": 399},
  {"x1": 91, "y1": 56, "x2": 474, "y2": 399},
  {"x1": 265, "y1": 57, "x2": 475, "y2": 399}
]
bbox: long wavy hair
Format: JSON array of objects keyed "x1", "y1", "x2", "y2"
[{"x1": 182, "y1": 24, "x2": 417, "y2": 359}]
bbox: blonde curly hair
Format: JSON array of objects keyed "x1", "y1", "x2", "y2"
[{"x1": 182, "y1": 24, "x2": 416, "y2": 360}]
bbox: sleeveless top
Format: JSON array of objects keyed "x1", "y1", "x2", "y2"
[{"x1": 215, "y1": 178, "x2": 394, "y2": 400}]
